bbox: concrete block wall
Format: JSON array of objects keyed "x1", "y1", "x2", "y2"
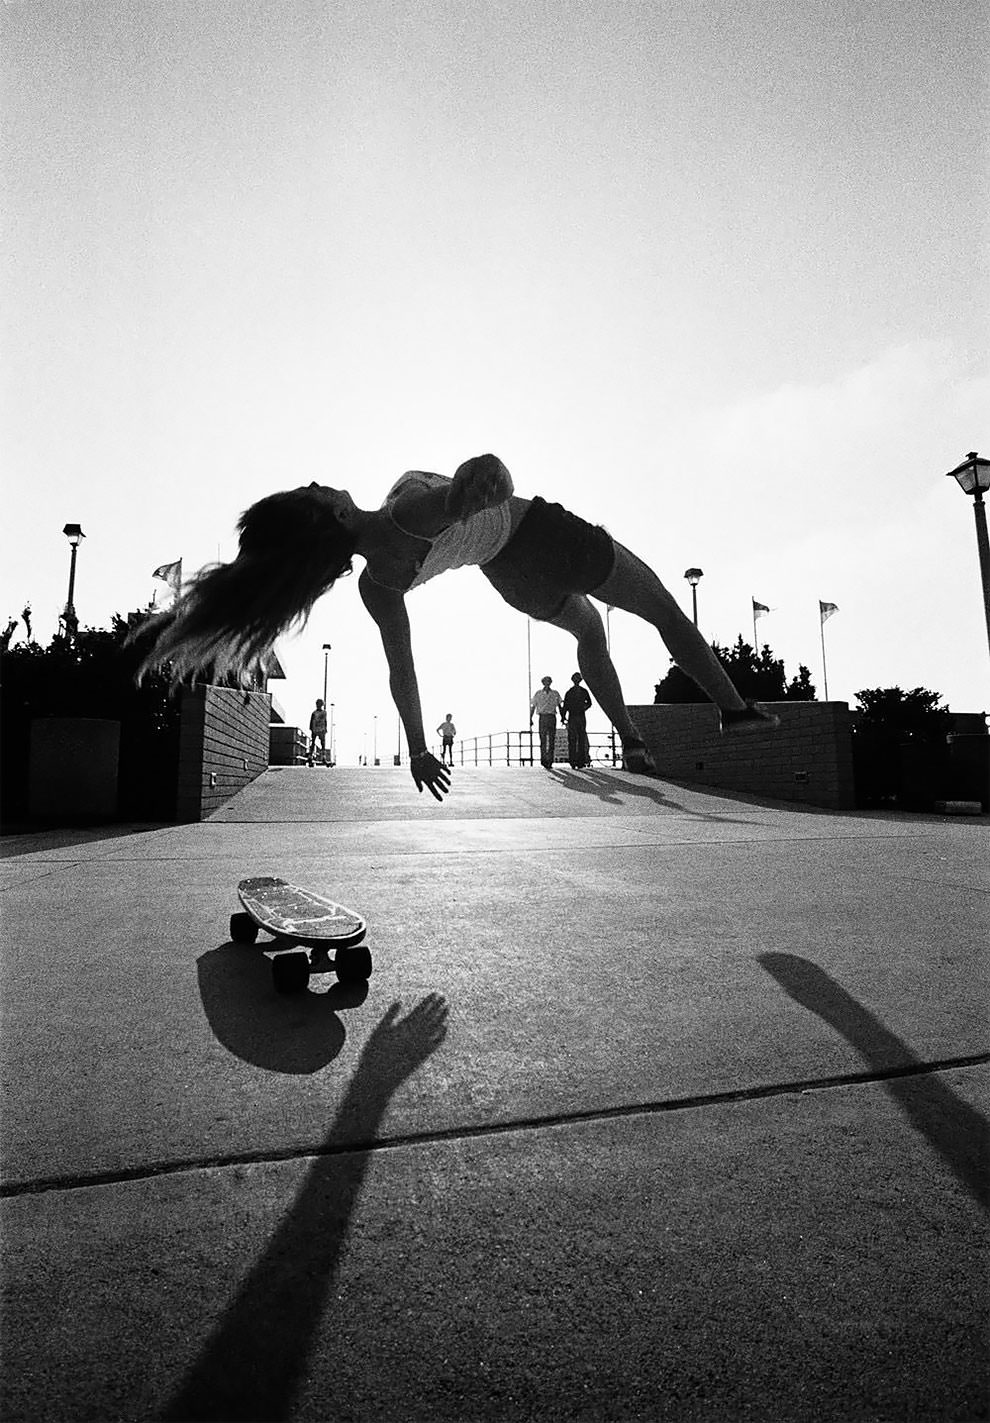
[
  {"x1": 627, "y1": 701, "x2": 856, "y2": 810},
  {"x1": 177, "y1": 685, "x2": 271, "y2": 821},
  {"x1": 269, "y1": 725, "x2": 307, "y2": 765}
]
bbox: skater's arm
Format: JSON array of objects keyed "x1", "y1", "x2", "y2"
[
  {"x1": 390, "y1": 476, "x2": 455, "y2": 540},
  {"x1": 358, "y1": 571, "x2": 451, "y2": 801},
  {"x1": 391, "y1": 455, "x2": 514, "y2": 537},
  {"x1": 445, "y1": 453, "x2": 514, "y2": 521}
]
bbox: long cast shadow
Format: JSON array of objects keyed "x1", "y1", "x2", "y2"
[
  {"x1": 160, "y1": 994, "x2": 449, "y2": 1422},
  {"x1": 760, "y1": 953, "x2": 988, "y2": 1213},
  {"x1": 549, "y1": 766, "x2": 752, "y2": 824}
]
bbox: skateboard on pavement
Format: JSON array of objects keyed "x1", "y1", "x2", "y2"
[{"x1": 230, "y1": 875, "x2": 372, "y2": 994}]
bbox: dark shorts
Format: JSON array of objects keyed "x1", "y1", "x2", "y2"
[{"x1": 480, "y1": 497, "x2": 615, "y2": 621}]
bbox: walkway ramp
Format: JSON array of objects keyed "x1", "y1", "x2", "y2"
[{"x1": 1, "y1": 767, "x2": 987, "y2": 1421}]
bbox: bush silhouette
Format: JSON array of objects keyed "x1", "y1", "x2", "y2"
[{"x1": 655, "y1": 636, "x2": 816, "y2": 703}]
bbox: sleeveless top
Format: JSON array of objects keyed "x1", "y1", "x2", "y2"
[{"x1": 374, "y1": 470, "x2": 515, "y2": 591}]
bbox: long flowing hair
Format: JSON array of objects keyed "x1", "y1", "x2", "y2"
[{"x1": 135, "y1": 488, "x2": 358, "y2": 688}]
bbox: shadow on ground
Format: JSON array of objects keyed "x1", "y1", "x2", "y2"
[
  {"x1": 0, "y1": 822, "x2": 173, "y2": 857},
  {"x1": 160, "y1": 995, "x2": 449, "y2": 1423},
  {"x1": 760, "y1": 952, "x2": 989, "y2": 1214},
  {"x1": 197, "y1": 944, "x2": 370, "y2": 1074},
  {"x1": 548, "y1": 767, "x2": 755, "y2": 823}
]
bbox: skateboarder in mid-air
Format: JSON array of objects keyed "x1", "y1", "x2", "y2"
[{"x1": 136, "y1": 453, "x2": 776, "y2": 801}]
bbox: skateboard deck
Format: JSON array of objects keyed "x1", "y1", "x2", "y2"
[{"x1": 230, "y1": 876, "x2": 371, "y2": 993}]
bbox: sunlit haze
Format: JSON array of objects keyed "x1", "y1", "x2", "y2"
[{"x1": 4, "y1": 0, "x2": 988, "y2": 765}]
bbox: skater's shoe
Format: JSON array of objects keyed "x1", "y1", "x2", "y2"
[
  {"x1": 719, "y1": 701, "x2": 780, "y2": 734},
  {"x1": 621, "y1": 739, "x2": 659, "y2": 776}
]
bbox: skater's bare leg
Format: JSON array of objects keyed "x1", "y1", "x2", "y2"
[
  {"x1": 549, "y1": 596, "x2": 647, "y2": 759},
  {"x1": 592, "y1": 544, "x2": 747, "y2": 713}
]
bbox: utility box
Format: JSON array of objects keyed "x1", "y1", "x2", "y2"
[{"x1": 29, "y1": 718, "x2": 120, "y2": 821}]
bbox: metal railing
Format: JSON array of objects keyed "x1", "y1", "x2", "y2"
[{"x1": 429, "y1": 729, "x2": 621, "y2": 768}]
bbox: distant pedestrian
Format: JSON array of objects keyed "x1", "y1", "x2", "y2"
[
  {"x1": 530, "y1": 676, "x2": 563, "y2": 769},
  {"x1": 562, "y1": 672, "x2": 593, "y2": 768},
  {"x1": 437, "y1": 714, "x2": 456, "y2": 766},
  {"x1": 308, "y1": 698, "x2": 328, "y2": 766}
]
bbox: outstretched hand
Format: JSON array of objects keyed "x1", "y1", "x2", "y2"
[
  {"x1": 445, "y1": 453, "x2": 514, "y2": 522},
  {"x1": 411, "y1": 751, "x2": 451, "y2": 801}
]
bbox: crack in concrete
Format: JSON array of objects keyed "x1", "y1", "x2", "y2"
[{"x1": 4, "y1": 1051, "x2": 986, "y2": 1202}]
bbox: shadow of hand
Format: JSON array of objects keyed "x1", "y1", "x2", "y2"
[
  {"x1": 357, "y1": 994, "x2": 450, "y2": 1087},
  {"x1": 160, "y1": 992, "x2": 452, "y2": 1422}
]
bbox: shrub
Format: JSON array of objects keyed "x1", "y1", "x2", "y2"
[
  {"x1": 0, "y1": 614, "x2": 181, "y2": 822},
  {"x1": 655, "y1": 636, "x2": 817, "y2": 703}
]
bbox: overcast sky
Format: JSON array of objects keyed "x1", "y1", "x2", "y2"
[{"x1": 3, "y1": 0, "x2": 988, "y2": 763}]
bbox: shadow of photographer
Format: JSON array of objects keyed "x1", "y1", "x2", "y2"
[
  {"x1": 161, "y1": 993, "x2": 449, "y2": 1422},
  {"x1": 760, "y1": 952, "x2": 988, "y2": 1215}
]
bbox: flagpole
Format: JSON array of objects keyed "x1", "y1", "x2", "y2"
[
  {"x1": 819, "y1": 606, "x2": 830, "y2": 701},
  {"x1": 526, "y1": 618, "x2": 533, "y2": 766}
]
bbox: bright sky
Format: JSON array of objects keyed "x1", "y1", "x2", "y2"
[{"x1": 4, "y1": 0, "x2": 988, "y2": 765}]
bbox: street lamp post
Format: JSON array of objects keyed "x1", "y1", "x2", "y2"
[
  {"x1": 684, "y1": 568, "x2": 703, "y2": 627},
  {"x1": 322, "y1": 642, "x2": 332, "y2": 706},
  {"x1": 329, "y1": 703, "x2": 335, "y2": 766},
  {"x1": 605, "y1": 605, "x2": 617, "y2": 765},
  {"x1": 945, "y1": 451, "x2": 990, "y2": 659},
  {"x1": 62, "y1": 523, "x2": 85, "y2": 639}
]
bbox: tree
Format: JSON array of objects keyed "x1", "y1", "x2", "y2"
[
  {"x1": 853, "y1": 687, "x2": 951, "y2": 740},
  {"x1": 654, "y1": 636, "x2": 817, "y2": 703},
  {"x1": 850, "y1": 686, "x2": 952, "y2": 810},
  {"x1": 786, "y1": 664, "x2": 816, "y2": 701},
  {"x1": 0, "y1": 610, "x2": 182, "y2": 821}
]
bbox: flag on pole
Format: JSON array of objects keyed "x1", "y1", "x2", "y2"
[
  {"x1": 752, "y1": 599, "x2": 770, "y2": 619},
  {"x1": 818, "y1": 601, "x2": 838, "y2": 699},
  {"x1": 152, "y1": 559, "x2": 183, "y2": 596}
]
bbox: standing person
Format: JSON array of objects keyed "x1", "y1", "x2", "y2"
[
  {"x1": 136, "y1": 452, "x2": 777, "y2": 803},
  {"x1": 436, "y1": 713, "x2": 456, "y2": 766},
  {"x1": 562, "y1": 672, "x2": 593, "y2": 769},
  {"x1": 530, "y1": 676, "x2": 563, "y2": 769},
  {"x1": 308, "y1": 698, "x2": 328, "y2": 767}
]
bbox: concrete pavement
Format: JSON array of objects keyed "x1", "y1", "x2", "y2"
[{"x1": 1, "y1": 765, "x2": 987, "y2": 1422}]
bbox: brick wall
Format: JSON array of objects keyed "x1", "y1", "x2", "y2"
[
  {"x1": 627, "y1": 701, "x2": 855, "y2": 809},
  {"x1": 176, "y1": 685, "x2": 271, "y2": 821}
]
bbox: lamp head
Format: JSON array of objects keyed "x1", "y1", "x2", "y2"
[
  {"x1": 684, "y1": 567, "x2": 703, "y2": 587},
  {"x1": 945, "y1": 452, "x2": 990, "y2": 497},
  {"x1": 63, "y1": 523, "x2": 85, "y2": 547}
]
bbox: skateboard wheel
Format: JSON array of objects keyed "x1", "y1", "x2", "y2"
[
  {"x1": 272, "y1": 952, "x2": 310, "y2": 994},
  {"x1": 335, "y1": 945, "x2": 373, "y2": 984},
  {"x1": 230, "y1": 912, "x2": 259, "y2": 945}
]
